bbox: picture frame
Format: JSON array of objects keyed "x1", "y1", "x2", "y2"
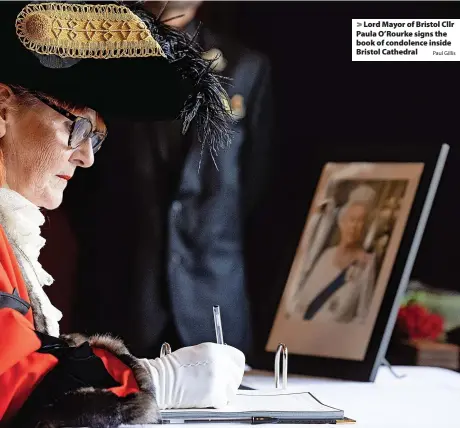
[{"x1": 251, "y1": 143, "x2": 449, "y2": 382}]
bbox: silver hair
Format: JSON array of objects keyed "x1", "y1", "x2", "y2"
[
  {"x1": 337, "y1": 185, "x2": 376, "y2": 224},
  {"x1": 338, "y1": 200, "x2": 371, "y2": 224}
]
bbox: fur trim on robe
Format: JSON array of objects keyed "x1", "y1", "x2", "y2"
[{"x1": 9, "y1": 334, "x2": 160, "y2": 428}]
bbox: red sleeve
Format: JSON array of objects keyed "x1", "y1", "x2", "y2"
[
  {"x1": 0, "y1": 288, "x2": 58, "y2": 422},
  {"x1": 0, "y1": 309, "x2": 42, "y2": 373},
  {"x1": 0, "y1": 349, "x2": 58, "y2": 421},
  {"x1": 0, "y1": 227, "x2": 59, "y2": 421},
  {"x1": 93, "y1": 348, "x2": 141, "y2": 397}
]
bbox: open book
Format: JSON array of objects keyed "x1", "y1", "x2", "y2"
[{"x1": 160, "y1": 389, "x2": 348, "y2": 424}]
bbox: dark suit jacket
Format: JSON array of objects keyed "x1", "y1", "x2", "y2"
[{"x1": 58, "y1": 20, "x2": 274, "y2": 359}]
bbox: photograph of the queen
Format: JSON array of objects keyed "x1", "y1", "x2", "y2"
[
  {"x1": 288, "y1": 184, "x2": 377, "y2": 324},
  {"x1": 266, "y1": 162, "x2": 423, "y2": 361}
]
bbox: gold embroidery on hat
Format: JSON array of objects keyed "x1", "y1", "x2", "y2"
[{"x1": 15, "y1": 2, "x2": 166, "y2": 59}]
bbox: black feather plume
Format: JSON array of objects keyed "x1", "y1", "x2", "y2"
[{"x1": 132, "y1": 8, "x2": 235, "y2": 157}]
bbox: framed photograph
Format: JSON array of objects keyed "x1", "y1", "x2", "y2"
[{"x1": 252, "y1": 143, "x2": 449, "y2": 382}]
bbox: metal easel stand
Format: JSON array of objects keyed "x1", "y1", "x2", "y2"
[
  {"x1": 274, "y1": 343, "x2": 288, "y2": 389},
  {"x1": 381, "y1": 357, "x2": 407, "y2": 379}
]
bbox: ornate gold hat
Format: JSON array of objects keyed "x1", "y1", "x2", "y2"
[
  {"x1": 1, "y1": 1, "x2": 233, "y2": 153},
  {"x1": 15, "y1": 2, "x2": 166, "y2": 59}
]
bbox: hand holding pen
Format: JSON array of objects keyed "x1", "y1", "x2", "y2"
[
  {"x1": 150, "y1": 304, "x2": 245, "y2": 409},
  {"x1": 149, "y1": 341, "x2": 245, "y2": 409}
]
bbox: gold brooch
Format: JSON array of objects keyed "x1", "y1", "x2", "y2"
[{"x1": 15, "y1": 2, "x2": 165, "y2": 59}]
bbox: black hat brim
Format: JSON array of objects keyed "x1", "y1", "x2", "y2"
[{"x1": 2, "y1": 55, "x2": 191, "y2": 120}]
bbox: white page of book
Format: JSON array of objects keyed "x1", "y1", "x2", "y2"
[{"x1": 160, "y1": 389, "x2": 342, "y2": 418}]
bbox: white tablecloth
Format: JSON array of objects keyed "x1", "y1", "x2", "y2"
[
  {"x1": 243, "y1": 366, "x2": 460, "y2": 427},
  {"x1": 124, "y1": 366, "x2": 460, "y2": 427}
]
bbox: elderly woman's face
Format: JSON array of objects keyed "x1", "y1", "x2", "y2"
[
  {"x1": 0, "y1": 85, "x2": 102, "y2": 209},
  {"x1": 339, "y1": 203, "x2": 368, "y2": 246}
]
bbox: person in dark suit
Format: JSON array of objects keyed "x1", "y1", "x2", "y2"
[{"x1": 62, "y1": 0, "x2": 274, "y2": 361}]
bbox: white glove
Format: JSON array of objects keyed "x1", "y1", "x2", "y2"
[{"x1": 142, "y1": 342, "x2": 245, "y2": 410}]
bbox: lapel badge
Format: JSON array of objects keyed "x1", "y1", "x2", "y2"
[
  {"x1": 230, "y1": 94, "x2": 246, "y2": 120},
  {"x1": 202, "y1": 48, "x2": 227, "y2": 73}
]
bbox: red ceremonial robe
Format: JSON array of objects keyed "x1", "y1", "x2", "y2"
[{"x1": 0, "y1": 225, "x2": 159, "y2": 427}]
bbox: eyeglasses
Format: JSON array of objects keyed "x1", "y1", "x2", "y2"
[{"x1": 34, "y1": 93, "x2": 106, "y2": 154}]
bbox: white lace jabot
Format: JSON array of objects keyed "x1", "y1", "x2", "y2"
[{"x1": 0, "y1": 188, "x2": 62, "y2": 336}]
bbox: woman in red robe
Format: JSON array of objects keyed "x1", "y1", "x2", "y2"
[{"x1": 0, "y1": 2, "x2": 244, "y2": 427}]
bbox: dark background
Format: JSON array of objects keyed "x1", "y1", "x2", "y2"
[
  {"x1": 199, "y1": 1, "x2": 460, "y2": 296},
  {"x1": 40, "y1": 2, "x2": 460, "y2": 355}
]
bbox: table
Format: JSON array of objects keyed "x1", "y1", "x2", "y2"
[
  {"x1": 243, "y1": 366, "x2": 460, "y2": 427},
  {"x1": 124, "y1": 366, "x2": 460, "y2": 427}
]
